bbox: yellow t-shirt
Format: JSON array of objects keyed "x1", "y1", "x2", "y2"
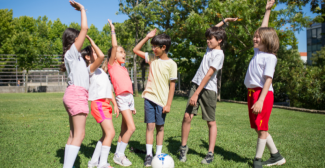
[{"x1": 142, "y1": 53, "x2": 178, "y2": 107}]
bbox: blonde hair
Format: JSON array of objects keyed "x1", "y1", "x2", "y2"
[
  {"x1": 255, "y1": 27, "x2": 279, "y2": 55},
  {"x1": 101, "y1": 46, "x2": 123, "y2": 73}
]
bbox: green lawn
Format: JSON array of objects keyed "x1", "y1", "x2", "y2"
[{"x1": 0, "y1": 93, "x2": 324, "y2": 168}]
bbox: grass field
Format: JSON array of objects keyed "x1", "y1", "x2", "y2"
[{"x1": 0, "y1": 93, "x2": 324, "y2": 168}]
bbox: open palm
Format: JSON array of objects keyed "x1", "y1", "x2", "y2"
[
  {"x1": 266, "y1": 0, "x2": 275, "y2": 10},
  {"x1": 146, "y1": 28, "x2": 157, "y2": 39},
  {"x1": 69, "y1": 0, "x2": 84, "y2": 11},
  {"x1": 107, "y1": 19, "x2": 115, "y2": 30}
]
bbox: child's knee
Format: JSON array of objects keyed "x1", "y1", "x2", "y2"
[
  {"x1": 156, "y1": 125, "x2": 164, "y2": 132},
  {"x1": 207, "y1": 121, "x2": 216, "y2": 127},
  {"x1": 128, "y1": 125, "x2": 136, "y2": 134},
  {"x1": 147, "y1": 124, "x2": 155, "y2": 132},
  {"x1": 183, "y1": 113, "x2": 193, "y2": 122}
]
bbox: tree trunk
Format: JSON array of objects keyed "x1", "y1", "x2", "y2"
[
  {"x1": 217, "y1": 69, "x2": 222, "y2": 101},
  {"x1": 132, "y1": 0, "x2": 139, "y2": 97},
  {"x1": 25, "y1": 70, "x2": 28, "y2": 93}
]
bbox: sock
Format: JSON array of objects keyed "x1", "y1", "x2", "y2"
[
  {"x1": 255, "y1": 138, "x2": 267, "y2": 159},
  {"x1": 156, "y1": 145, "x2": 163, "y2": 155},
  {"x1": 118, "y1": 141, "x2": 128, "y2": 155},
  {"x1": 266, "y1": 134, "x2": 278, "y2": 154},
  {"x1": 90, "y1": 141, "x2": 102, "y2": 163},
  {"x1": 64, "y1": 144, "x2": 70, "y2": 164},
  {"x1": 182, "y1": 145, "x2": 187, "y2": 148},
  {"x1": 115, "y1": 142, "x2": 120, "y2": 154},
  {"x1": 63, "y1": 145, "x2": 80, "y2": 168},
  {"x1": 146, "y1": 144, "x2": 153, "y2": 156},
  {"x1": 99, "y1": 146, "x2": 111, "y2": 166}
]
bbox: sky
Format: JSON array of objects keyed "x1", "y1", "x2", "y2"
[{"x1": 0, "y1": 0, "x2": 319, "y2": 52}]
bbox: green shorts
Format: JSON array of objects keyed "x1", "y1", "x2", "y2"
[{"x1": 185, "y1": 84, "x2": 217, "y2": 121}]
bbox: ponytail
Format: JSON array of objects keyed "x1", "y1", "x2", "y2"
[{"x1": 61, "y1": 28, "x2": 80, "y2": 72}]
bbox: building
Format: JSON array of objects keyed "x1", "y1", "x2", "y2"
[
  {"x1": 300, "y1": 52, "x2": 307, "y2": 64},
  {"x1": 306, "y1": 23, "x2": 325, "y2": 65}
]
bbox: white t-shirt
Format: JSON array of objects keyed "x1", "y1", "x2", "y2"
[
  {"x1": 191, "y1": 48, "x2": 224, "y2": 94},
  {"x1": 88, "y1": 68, "x2": 113, "y2": 101},
  {"x1": 244, "y1": 48, "x2": 277, "y2": 92},
  {"x1": 64, "y1": 44, "x2": 90, "y2": 90}
]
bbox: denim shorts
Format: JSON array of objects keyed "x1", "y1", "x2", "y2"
[{"x1": 144, "y1": 99, "x2": 166, "y2": 125}]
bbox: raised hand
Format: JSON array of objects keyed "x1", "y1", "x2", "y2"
[
  {"x1": 86, "y1": 35, "x2": 94, "y2": 44},
  {"x1": 107, "y1": 19, "x2": 115, "y2": 31},
  {"x1": 266, "y1": 0, "x2": 275, "y2": 10},
  {"x1": 146, "y1": 28, "x2": 157, "y2": 39},
  {"x1": 69, "y1": 0, "x2": 84, "y2": 11},
  {"x1": 225, "y1": 18, "x2": 238, "y2": 22}
]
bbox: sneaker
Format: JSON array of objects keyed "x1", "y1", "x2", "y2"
[
  {"x1": 87, "y1": 160, "x2": 98, "y2": 168},
  {"x1": 144, "y1": 155, "x2": 153, "y2": 167},
  {"x1": 262, "y1": 151, "x2": 286, "y2": 166},
  {"x1": 178, "y1": 145, "x2": 189, "y2": 162},
  {"x1": 201, "y1": 151, "x2": 214, "y2": 164},
  {"x1": 253, "y1": 158, "x2": 263, "y2": 168},
  {"x1": 113, "y1": 153, "x2": 132, "y2": 167},
  {"x1": 98, "y1": 163, "x2": 114, "y2": 168}
]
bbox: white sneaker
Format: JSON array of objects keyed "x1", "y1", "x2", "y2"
[
  {"x1": 88, "y1": 160, "x2": 98, "y2": 168},
  {"x1": 113, "y1": 153, "x2": 132, "y2": 167},
  {"x1": 98, "y1": 163, "x2": 114, "y2": 168}
]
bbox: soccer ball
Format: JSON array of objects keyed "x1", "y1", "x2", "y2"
[{"x1": 152, "y1": 153, "x2": 174, "y2": 168}]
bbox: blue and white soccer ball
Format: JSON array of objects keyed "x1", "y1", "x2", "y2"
[{"x1": 152, "y1": 153, "x2": 174, "y2": 168}]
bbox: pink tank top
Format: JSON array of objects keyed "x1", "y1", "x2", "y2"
[{"x1": 107, "y1": 62, "x2": 133, "y2": 96}]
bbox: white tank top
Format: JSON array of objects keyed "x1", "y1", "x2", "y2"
[{"x1": 88, "y1": 68, "x2": 112, "y2": 101}]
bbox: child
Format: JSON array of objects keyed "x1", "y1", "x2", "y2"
[
  {"x1": 80, "y1": 36, "x2": 118, "y2": 168},
  {"x1": 61, "y1": 1, "x2": 90, "y2": 168},
  {"x1": 244, "y1": 0, "x2": 285, "y2": 167},
  {"x1": 133, "y1": 29, "x2": 178, "y2": 167},
  {"x1": 101, "y1": 19, "x2": 136, "y2": 167},
  {"x1": 178, "y1": 18, "x2": 238, "y2": 164}
]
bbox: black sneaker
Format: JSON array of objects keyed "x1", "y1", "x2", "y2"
[
  {"x1": 178, "y1": 145, "x2": 189, "y2": 162},
  {"x1": 262, "y1": 151, "x2": 286, "y2": 166},
  {"x1": 253, "y1": 158, "x2": 263, "y2": 168},
  {"x1": 201, "y1": 151, "x2": 214, "y2": 164},
  {"x1": 144, "y1": 155, "x2": 153, "y2": 167}
]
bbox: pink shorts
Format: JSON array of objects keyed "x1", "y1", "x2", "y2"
[{"x1": 63, "y1": 85, "x2": 89, "y2": 116}]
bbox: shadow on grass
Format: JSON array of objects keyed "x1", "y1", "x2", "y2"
[
  {"x1": 200, "y1": 139, "x2": 252, "y2": 165},
  {"x1": 165, "y1": 136, "x2": 206, "y2": 158},
  {"x1": 128, "y1": 140, "x2": 147, "y2": 161},
  {"x1": 56, "y1": 147, "x2": 81, "y2": 168}
]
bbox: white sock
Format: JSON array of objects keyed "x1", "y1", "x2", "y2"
[
  {"x1": 118, "y1": 141, "x2": 128, "y2": 155},
  {"x1": 63, "y1": 145, "x2": 80, "y2": 168},
  {"x1": 99, "y1": 146, "x2": 111, "y2": 166},
  {"x1": 266, "y1": 134, "x2": 278, "y2": 154},
  {"x1": 255, "y1": 138, "x2": 267, "y2": 159},
  {"x1": 146, "y1": 144, "x2": 153, "y2": 156},
  {"x1": 90, "y1": 141, "x2": 102, "y2": 163},
  {"x1": 156, "y1": 145, "x2": 163, "y2": 155},
  {"x1": 115, "y1": 142, "x2": 121, "y2": 154},
  {"x1": 64, "y1": 144, "x2": 70, "y2": 164}
]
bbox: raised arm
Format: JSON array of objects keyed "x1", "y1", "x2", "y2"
[
  {"x1": 70, "y1": 0, "x2": 88, "y2": 52},
  {"x1": 133, "y1": 28, "x2": 157, "y2": 59},
  {"x1": 108, "y1": 19, "x2": 118, "y2": 66},
  {"x1": 87, "y1": 35, "x2": 104, "y2": 73},
  {"x1": 215, "y1": 18, "x2": 238, "y2": 27},
  {"x1": 261, "y1": 0, "x2": 275, "y2": 27}
]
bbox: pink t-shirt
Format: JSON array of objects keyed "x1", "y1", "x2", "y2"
[{"x1": 107, "y1": 62, "x2": 133, "y2": 96}]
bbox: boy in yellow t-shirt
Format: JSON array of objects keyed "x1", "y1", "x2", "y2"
[{"x1": 133, "y1": 28, "x2": 177, "y2": 167}]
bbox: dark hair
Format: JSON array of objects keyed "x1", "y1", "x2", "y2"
[
  {"x1": 81, "y1": 45, "x2": 93, "y2": 66},
  {"x1": 102, "y1": 46, "x2": 123, "y2": 73},
  {"x1": 205, "y1": 27, "x2": 227, "y2": 48},
  {"x1": 151, "y1": 34, "x2": 171, "y2": 53},
  {"x1": 60, "y1": 28, "x2": 80, "y2": 72}
]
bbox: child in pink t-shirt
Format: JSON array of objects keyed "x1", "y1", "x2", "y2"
[{"x1": 102, "y1": 19, "x2": 136, "y2": 167}]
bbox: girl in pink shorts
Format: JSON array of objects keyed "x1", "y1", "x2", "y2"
[
  {"x1": 81, "y1": 36, "x2": 119, "y2": 168},
  {"x1": 61, "y1": 1, "x2": 104, "y2": 167},
  {"x1": 101, "y1": 19, "x2": 136, "y2": 167}
]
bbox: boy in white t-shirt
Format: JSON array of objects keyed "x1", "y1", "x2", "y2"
[
  {"x1": 133, "y1": 29, "x2": 178, "y2": 167},
  {"x1": 179, "y1": 18, "x2": 238, "y2": 165}
]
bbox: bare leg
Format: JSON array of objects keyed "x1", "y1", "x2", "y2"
[
  {"x1": 255, "y1": 129, "x2": 269, "y2": 139},
  {"x1": 101, "y1": 119, "x2": 115, "y2": 146},
  {"x1": 118, "y1": 116, "x2": 127, "y2": 143},
  {"x1": 156, "y1": 125, "x2": 164, "y2": 145},
  {"x1": 67, "y1": 115, "x2": 73, "y2": 145},
  {"x1": 120, "y1": 109, "x2": 136, "y2": 143},
  {"x1": 70, "y1": 114, "x2": 87, "y2": 146},
  {"x1": 181, "y1": 113, "x2": 194, "y2": 146},
  {"x1": 207, "y1": 121, "x2": 217, "y2": 153},
  {"x1": 146, "y1": 123, "x2": 156, "y2": 144}
]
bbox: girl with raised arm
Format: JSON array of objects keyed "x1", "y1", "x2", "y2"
[
  {"x1": 102, "y1": 19, "x2": 136, "y2": 167},
  {"x1": 244, "y1": 0, "x2": 286, "y2": 167}
]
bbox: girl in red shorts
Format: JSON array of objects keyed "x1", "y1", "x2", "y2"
[
  {"x1": 81, "y1": 35, "x2": 118, "y2": 168},
  {"x1": 244, "y1": 0, "x2": 285, "y2": 167}
]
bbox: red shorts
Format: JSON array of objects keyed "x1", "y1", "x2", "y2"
[
  {"x1": 247, "y1": 87, "x2": 274, "y2": 131},
  {"x1": 91, "y1": 99, "x2": 113, "y2": 123}
]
